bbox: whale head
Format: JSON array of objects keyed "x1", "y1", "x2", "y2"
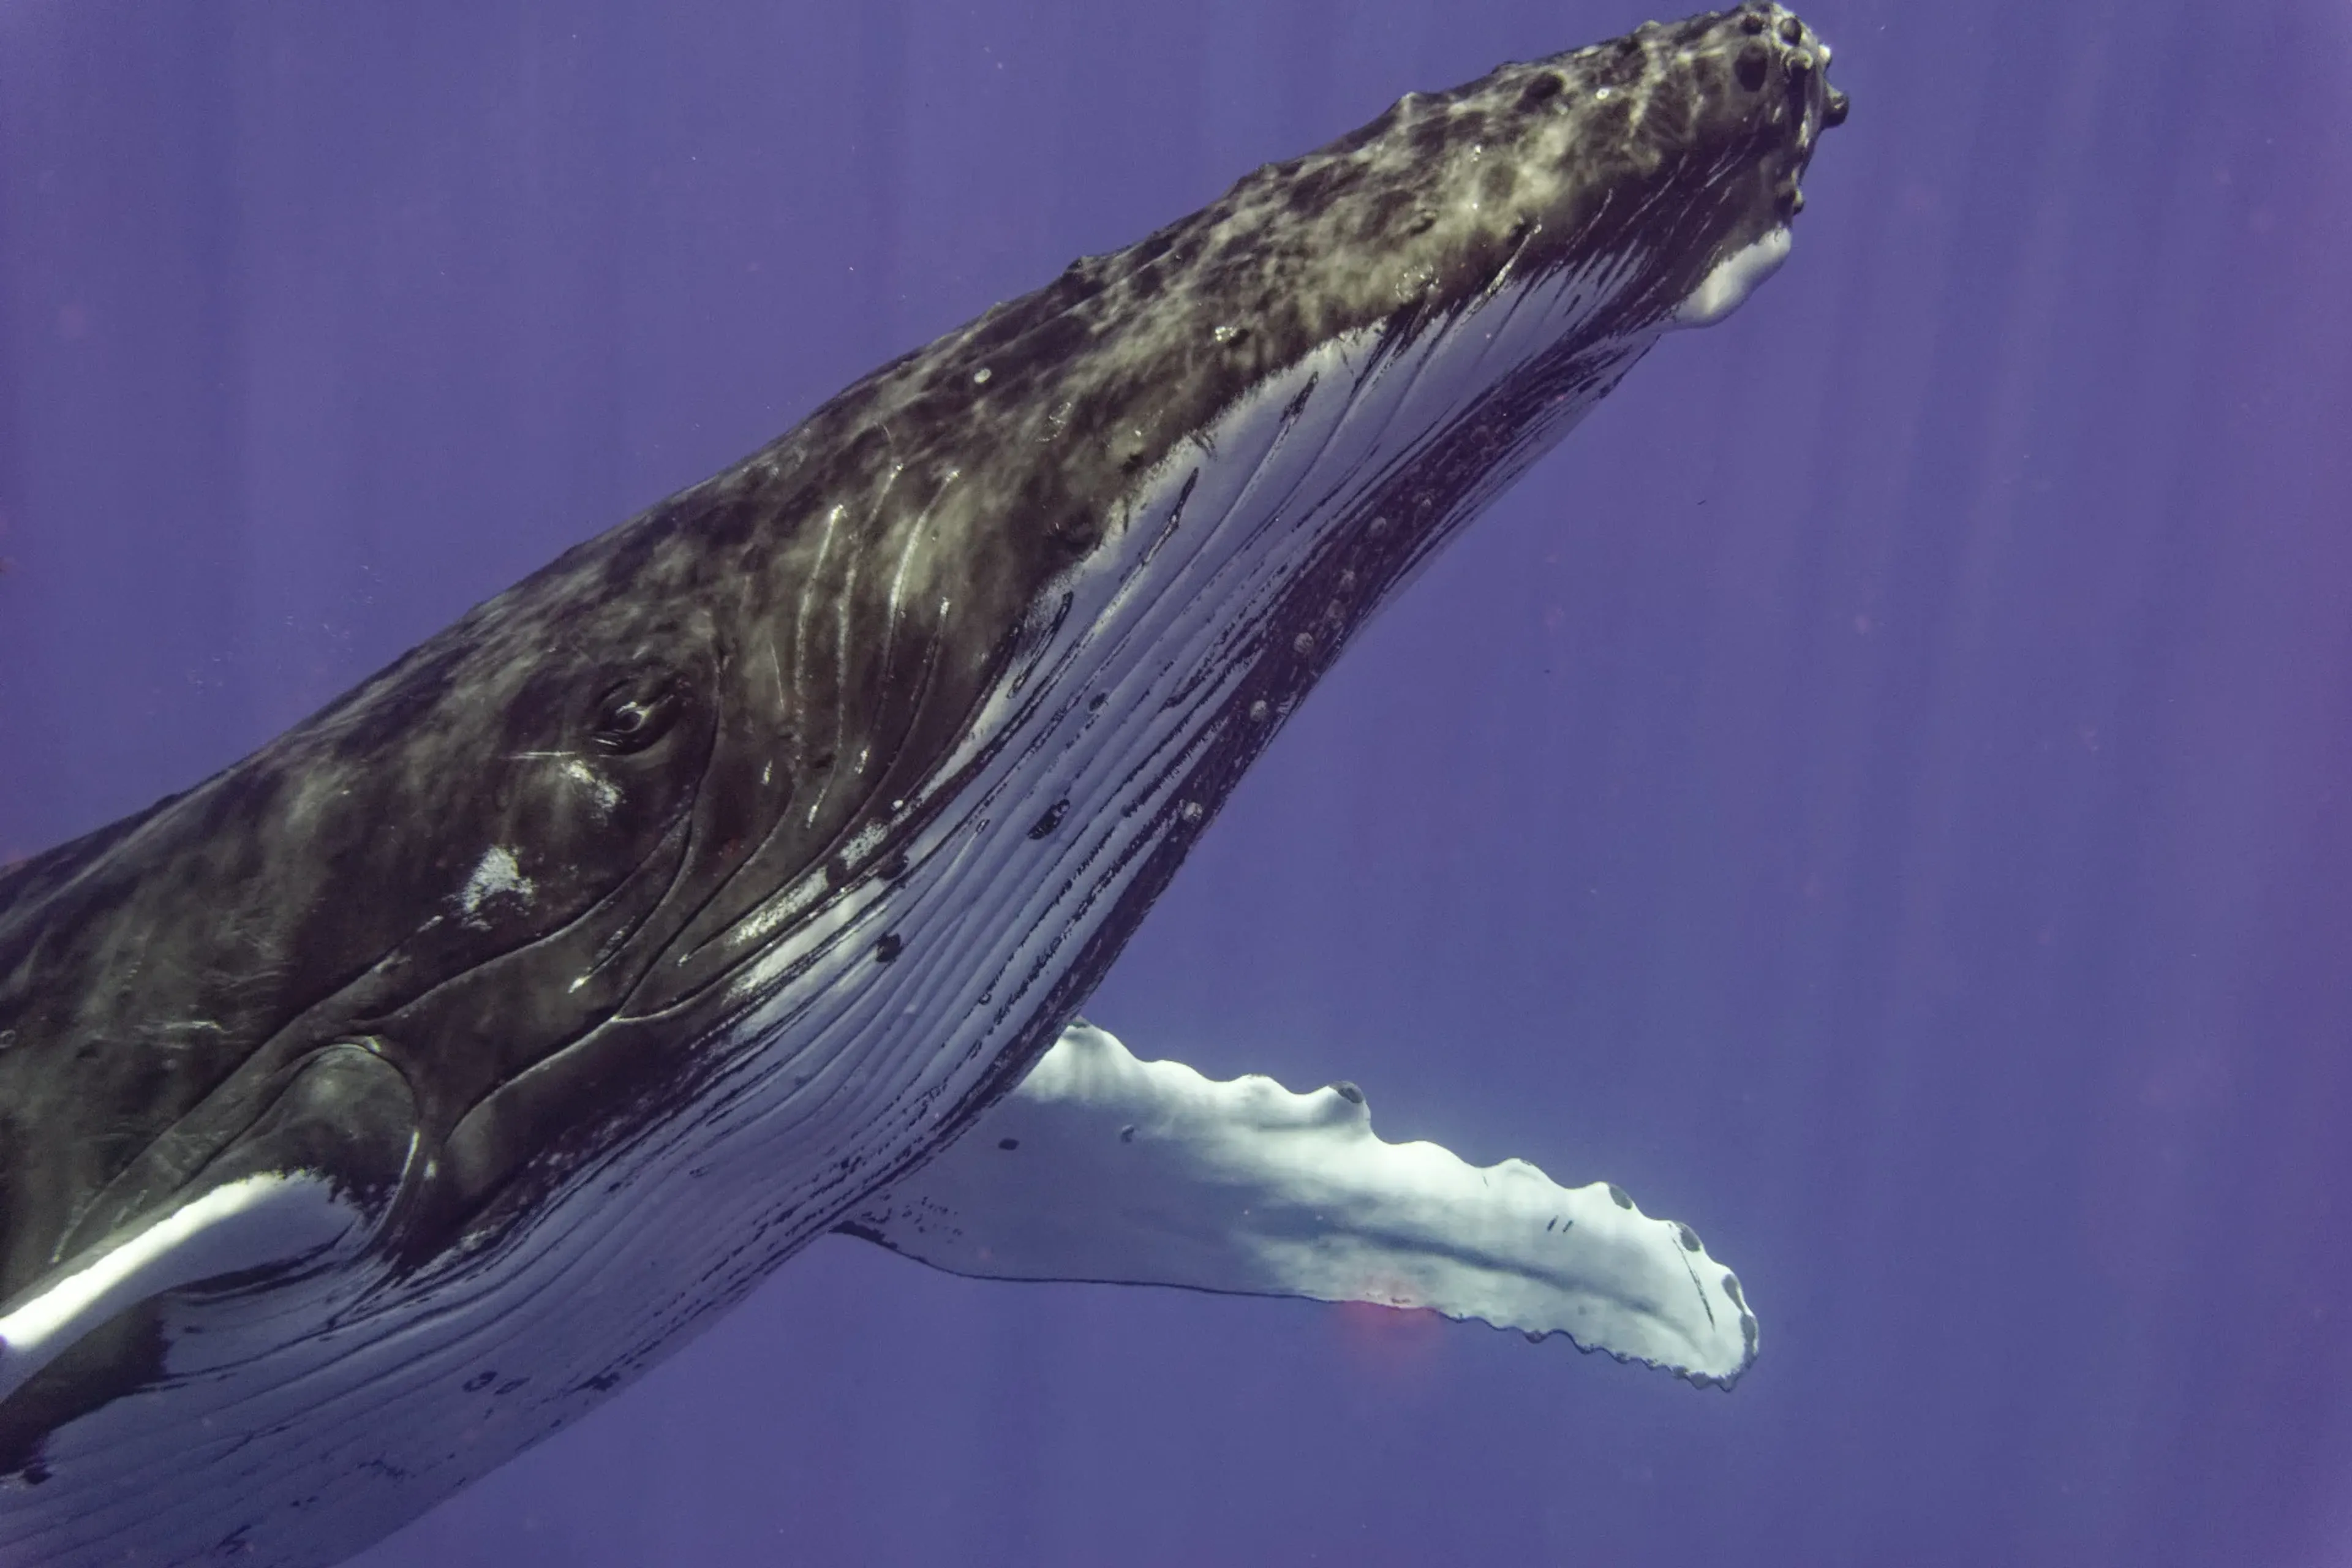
[{"x1": 0, "y1": 10, "x2": 1841, "y2": 1561}]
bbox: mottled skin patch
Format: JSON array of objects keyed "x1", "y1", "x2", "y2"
[{"x1": 0, "y1": 4, "x2": 1839, "y2": 1541}]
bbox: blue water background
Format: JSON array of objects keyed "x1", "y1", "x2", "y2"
[{"x1": 4, "y1": 1, "x2": 2350, "y2": 1564}]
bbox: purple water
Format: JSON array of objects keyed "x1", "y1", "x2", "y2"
[{"x1": 4, "y1": 2, "x2": 2350, "y2": 1564}]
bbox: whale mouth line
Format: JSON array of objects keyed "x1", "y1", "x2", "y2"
[{"x1": 0, "y1": 7, "x2": 1838, "y2": 1559}]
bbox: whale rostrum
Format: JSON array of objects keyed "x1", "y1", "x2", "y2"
[{"x1": 0, "y1": 9, "x2": 1841, "y2": 1564}]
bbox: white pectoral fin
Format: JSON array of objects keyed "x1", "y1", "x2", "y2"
[
  {"x1": 0, "y1": 1172, "x2": 361, "y2": 1403},
  {"x1": 0, "y1": 1041, "x2": 420, "y2": 1404},
  {"x1": 845, "y1": 1022, "x2": 1758, "y2": 1387}
]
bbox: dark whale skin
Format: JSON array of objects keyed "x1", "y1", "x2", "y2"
[{"x1": 0, "y1": 9, "x2": 1841, "y2": 1564}]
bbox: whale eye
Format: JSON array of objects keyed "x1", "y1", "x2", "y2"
[{"x1": 589, "y1": 672, "x2": 684, "y2": 755}]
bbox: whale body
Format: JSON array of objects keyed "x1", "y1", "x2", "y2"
[{"x1": 0, "y1": 8, "x2": 1842, "y2": 1564}]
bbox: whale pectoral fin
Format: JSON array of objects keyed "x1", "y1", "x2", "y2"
[
  {"x1": 842, "y1": 1022, "x2": 1757, "y2": 1387},
  {"x1": 0, "y1": 1041, "x2": 418, "y2": 1414}
]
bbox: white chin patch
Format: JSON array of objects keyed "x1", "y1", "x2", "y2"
[{"x1": 1668, "y1": 225, "x2": 1793, "y2": 329}]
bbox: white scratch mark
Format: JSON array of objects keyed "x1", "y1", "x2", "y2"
[
  {"x1": 458, "y1": 846, "x2": 534, "y2": 922},
  {"x1": 561, "y1": 760, "x2": 622, "y2": 813}
]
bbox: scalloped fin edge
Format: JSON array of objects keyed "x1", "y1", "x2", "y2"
[{"x1": 843, "y1": 1021, "x2": 1756, "y2": 1387}]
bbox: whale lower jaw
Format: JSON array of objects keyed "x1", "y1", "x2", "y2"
[
  {"x1": 1670, "y1": 226, "x2": 1793, "y2": 328},
  {"x1": 0, "y1": 252, "x2": 1671, "y2": 1568}
]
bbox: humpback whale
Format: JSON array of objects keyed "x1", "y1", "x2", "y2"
[{"x1": 0, "y1": 7, "x2": 1842, "y2": 1563}]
